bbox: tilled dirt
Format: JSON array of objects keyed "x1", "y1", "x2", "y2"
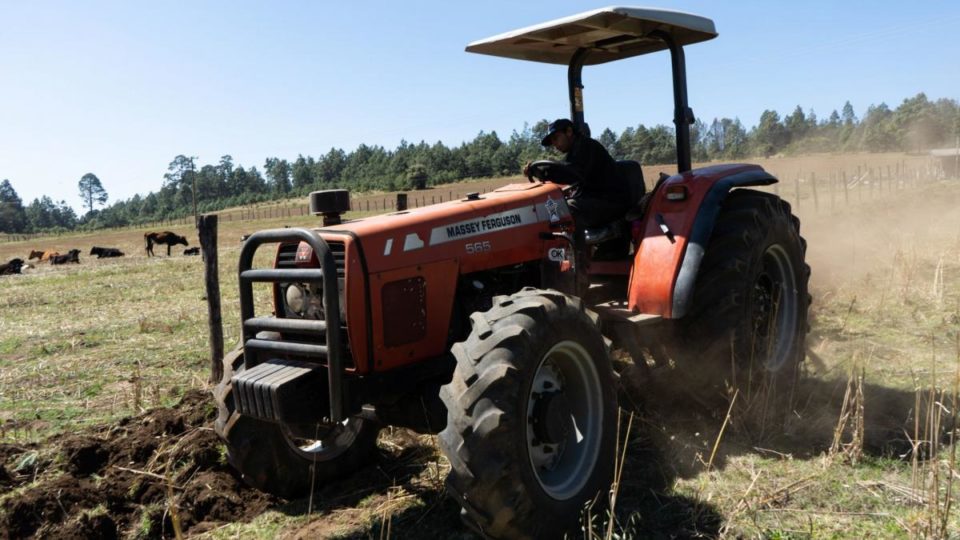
[{"x1": 0, "y1": 390, "x2": 277, "y2": 539}]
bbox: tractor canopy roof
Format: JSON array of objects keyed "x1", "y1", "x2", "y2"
[{"x1": 466, "y1": 6, "x2": 717, "y2": 66}]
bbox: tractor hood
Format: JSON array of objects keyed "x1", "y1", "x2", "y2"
[{"x1": 320, "y1": 182, "x2": 570, "y2": 274}]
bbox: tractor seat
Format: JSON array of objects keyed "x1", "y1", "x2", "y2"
[{"x1": 583, "y1": 160, "x2": 645, "y2": 247}]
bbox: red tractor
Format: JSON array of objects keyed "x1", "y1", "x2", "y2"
[{"x1": 214, "y1": 7, "x2": 809, "y2": 539}]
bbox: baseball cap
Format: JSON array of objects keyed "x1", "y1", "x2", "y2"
[{"x1": 541, "y1": 118, "x2": 574, "y2": 146}]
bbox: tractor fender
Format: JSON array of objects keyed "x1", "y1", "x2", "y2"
[{"x1": 627, "y1": 164, "x2": 777, "y2": 318}]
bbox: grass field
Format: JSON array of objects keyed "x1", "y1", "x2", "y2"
[{"x1": 0, "y1": 152, "x2": 958, "y2": 538}]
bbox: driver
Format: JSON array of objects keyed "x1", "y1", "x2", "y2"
[{"x1": 523, "y1": 118, "x2": 632, "y2": 228}]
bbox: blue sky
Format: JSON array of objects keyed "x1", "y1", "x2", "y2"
[{"x1": 1, "y1": 1, "x2": 958, "y2": 212}]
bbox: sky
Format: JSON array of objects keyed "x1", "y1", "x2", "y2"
[{"x1": 1, "y1": 1, "x2": 958, "y2": 213}]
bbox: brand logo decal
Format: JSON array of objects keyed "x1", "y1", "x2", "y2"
[{"x1": 429, "y1": 206, "x2": 539, "y2": 245}]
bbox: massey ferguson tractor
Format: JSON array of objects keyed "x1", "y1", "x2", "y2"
[{"x1": 213, "y1": 7, "x2": 810, "y2": 539}]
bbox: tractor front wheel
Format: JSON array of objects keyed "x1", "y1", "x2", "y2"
[
  {"x1": 213, "y1": 348, "x2": 381, "y2": 499},
  {"x1": 439, "y1": 288, "x2": 617, "y2": 539}
]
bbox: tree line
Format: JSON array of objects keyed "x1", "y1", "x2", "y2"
[{"x1": 1, "y1": 92, "x2": 958, "y2": 234}]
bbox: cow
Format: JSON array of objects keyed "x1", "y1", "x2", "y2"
[
  {"x1": 28, "y1": 250, "x2": 59, "y2": 262},
  {"x1": 90, "y1": 246, "x2": 125, "y2": 258},
  {"x1": 145, "y1": 231, "x2": 188, "y2": 257},
  {"x1": 50, "y1": 249, "x2": 81, "y2": 265},
  {"x1": 0, "y1": 258, "x2": 24, "y2": 275},
  {"x1": 183, "y1": 247, "x2": 200, "y2": 256}
]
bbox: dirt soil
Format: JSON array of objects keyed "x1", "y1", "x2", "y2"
[{"x1": 0, "y1": 390, "x2": 276, "y2": 539}]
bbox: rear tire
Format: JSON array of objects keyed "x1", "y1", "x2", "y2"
[
  {"x1": 213, "y1": 347, "x2": 380, "y2": 499},
  {"x1": 439, "y1": 288, "x2": 617, "y2": 539},
  {"x1": 676, "y1": 189, "x2": 810, "y2": 393}
]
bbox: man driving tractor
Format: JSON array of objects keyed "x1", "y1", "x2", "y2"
[{"x1": 524, "y1": 118, "x2": 634, "y2": 257}]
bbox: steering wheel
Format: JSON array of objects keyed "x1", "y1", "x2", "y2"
[{"x1": 526, "y1": 160, "x2": 584, "y2": 187}]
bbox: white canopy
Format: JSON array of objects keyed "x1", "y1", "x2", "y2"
[{"x1": 466, "y1": 6, "x2": 717, "y2": 65}]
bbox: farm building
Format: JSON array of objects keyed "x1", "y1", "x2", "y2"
[{"x1": 931, "y1": 147, "x2": 960, "y2": 178}]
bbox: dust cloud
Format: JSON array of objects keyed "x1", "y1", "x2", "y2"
[{"x1": 797, "y1": 179, "x2": 960, "y2": 289}]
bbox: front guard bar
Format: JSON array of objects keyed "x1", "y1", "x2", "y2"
[{"x1": 237, "y1": 228, "x2": 344, "y2": 422}]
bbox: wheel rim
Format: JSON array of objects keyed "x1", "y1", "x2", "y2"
[
  {"x1": 752, "y1": 244, "x2": 799, "y2": 371},
  {"x1": 281, "y1": 417, "x2": 364, "y2": 461},
  {"x1": 526, "y1": 340, "x2": 603, "y2": 500}
]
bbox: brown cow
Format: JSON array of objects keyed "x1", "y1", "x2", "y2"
[
  {"x1": 145, "y1": 231, "x2": 188, "y2": 257},
  {"x1": 28, "y1": 250, "x2": 59, "y2": 262},
  {"x1": 50, "y1": 249, "x2": 81, "y2": 265}
]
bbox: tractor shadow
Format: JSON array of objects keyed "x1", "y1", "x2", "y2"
[
  {"x1": 254, "y1": 368, "x2": 936, "y2": 539},
  {"x1": 272, "y1": 414, "x2": 725, "y2": 539},
  {"x1": 621, "y1": 359, "x2": 949, "y2": 480},
  {"x1": 593, "y1": 361, "x2": 949, "y2": 538}
]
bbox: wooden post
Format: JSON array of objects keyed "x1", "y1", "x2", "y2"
[
  {"x1": 396, "y1": 193, "x2": 408, "y2": 211},
  {"x1": 810, "y1": 172, "x2": 819, "y2": 212},
  {"x1": 199, "y1": 214, "x2": 224, "y2": 384},
  {"x1": 829, "y1": 172, "x2": 835, "y2": 212}
]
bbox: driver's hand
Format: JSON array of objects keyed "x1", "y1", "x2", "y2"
[{"x1": 523, "y1": 161, "x2": 534, "y2": 182}]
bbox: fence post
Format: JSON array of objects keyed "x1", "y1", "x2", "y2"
[
  {"x1": 396, "y1": 193, "x2": 408, "y2": 211},
  {"x1": 794, "y1": 177, "x2": 801, "y2": 209},
  {"x1": 810, "y1": 172, "x2": 819, "y2": 212},
  {"x1": 829, "y1": 172, "x2": 835, "y2": 212},
  {"x1": 199, "y1": 214, "x2": 224, "y2": 384}
]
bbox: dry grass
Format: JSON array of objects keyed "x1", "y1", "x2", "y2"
[{"x1": 0, "y1": 151, "x2": 958, "y2": 538}]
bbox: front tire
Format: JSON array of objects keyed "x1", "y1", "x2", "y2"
[
  {"x1": 439, "y1": 288, "x2": 617, "y2": 539},
  {"x1": 213, "y1": 348, "x2": 381, "y2": 499}
]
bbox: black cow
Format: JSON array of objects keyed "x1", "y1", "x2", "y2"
[
  {"x1": 145, "y1": 231, "x2": 188, "y2": 257},
  {"x1": 183, "y1": 247, "x2": 200, "y2": 256},
  {"x1": 50, "y1": 249, "x2": 81, "y2": 265},
  {"x1": 0, "y1": 258, "x2": 24, "y2": 275},
  {"x1": 90, "y1": 246, "x2": 125, "y2": 258}
]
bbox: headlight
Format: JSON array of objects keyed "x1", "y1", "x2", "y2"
[
  {"x1": 284, "y1": 284, "x2": 307, "y2": 315},
  {"x1": 282, "y1": 282, "x2": 340, "y2": 321}
]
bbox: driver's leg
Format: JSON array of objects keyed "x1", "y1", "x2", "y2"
[
  {"x1": 567, "y1": 197, "x2": 630, "y2": 227},
  {"x1": 568, "y1": 197, "x2": 632, "y2": 262}
]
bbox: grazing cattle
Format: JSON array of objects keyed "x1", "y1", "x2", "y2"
[
  {"x1": 145, "y1": 231, "x2": 189, "y2": 257},
  {"x1": 50, "y1": 249, "x2": 81, "y2": 265},
  {"x1": 90, "y1": 246, "x2": 125, "y2": 258},
  {"x1": 28, "y1": 249, "x2": 59, "y2": 262},
  {"x1": 0, "y1": 258, "x2": 24, "y2": 275},
  {"x1": 183, "y1": 247, "x2": 200, "y2": 256}
]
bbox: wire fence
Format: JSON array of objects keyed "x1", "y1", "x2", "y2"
[
  {"x1": 0, "y1": 159, "x2": 951, "y2": 244},
  {"x1": 0, "y1": 184, "x2": 497, "y2": 243}
]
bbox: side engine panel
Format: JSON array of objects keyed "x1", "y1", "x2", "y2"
[{"x1": 273, "y1": 183, "x2": 574, "y2": 374}]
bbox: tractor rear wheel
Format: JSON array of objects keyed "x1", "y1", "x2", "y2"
[
  {"x1": 439, "y1": 288, "x2": 617, "y2": 539},
  {"x1": 213, "y1": 347, "x2": 380, "y2": 499},
  {"x1": 677, "y1": 189, "x2": 810, "y2": 391}
]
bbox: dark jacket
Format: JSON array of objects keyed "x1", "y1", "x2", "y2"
[{"x1": 564, "y1": 136, "x2": 628, "y2": 199}]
